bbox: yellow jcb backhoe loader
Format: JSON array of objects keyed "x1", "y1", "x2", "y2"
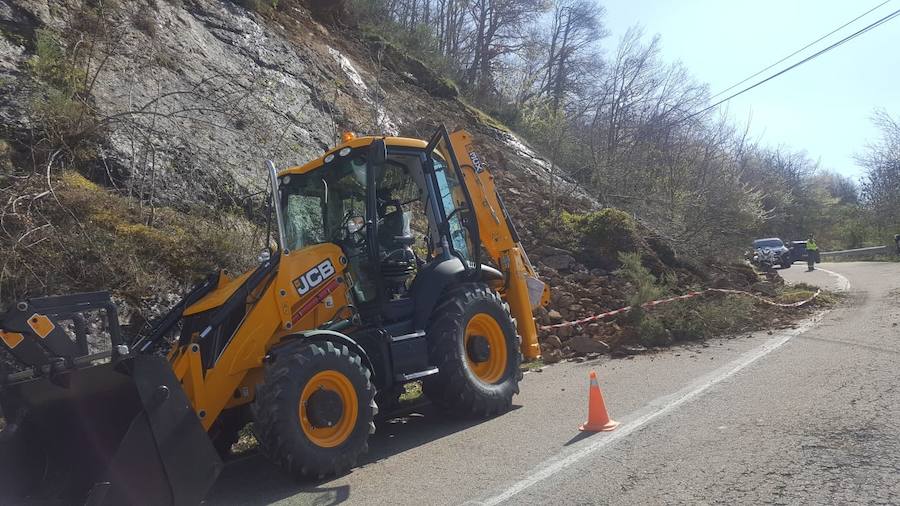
[{"x1": 0, "y1": 127, "x2": 549, "y2": 504}]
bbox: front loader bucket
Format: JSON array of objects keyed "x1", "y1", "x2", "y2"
[{"x1": 0, "y1": 354, "x2": 222, "y2": 505}]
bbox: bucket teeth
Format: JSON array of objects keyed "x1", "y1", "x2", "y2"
[{"x1": 369, "y1": 421, "x2": 376, "y2": 434}]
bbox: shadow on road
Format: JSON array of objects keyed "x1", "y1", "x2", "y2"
[
  {"x1": 205, "y1": 403, "x2": 520, "y2": 505},
  {"x1": 563, "y1": 430, "x2": 597, "y2": 447}
]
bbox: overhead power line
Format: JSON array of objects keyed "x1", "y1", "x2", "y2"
[
  {"x1": 709, "y1": 0, "x2": 892, "y2": 100},
  {"x1": 686, "y1": 6, "x2": 900, "y2": 122}
]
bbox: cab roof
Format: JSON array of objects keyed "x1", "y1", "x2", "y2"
[{"x1": 279, "y1": 136, "x2": 429, "y2": 176}]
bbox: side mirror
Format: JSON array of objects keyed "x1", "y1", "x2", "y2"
[{"x1": 368, "y1": 139, "x2": 386, "y2": 168}]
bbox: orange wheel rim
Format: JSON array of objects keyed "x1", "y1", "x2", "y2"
[
  {"x1": 299, "y1": 370, "x2": 358, "y2": 448},
  {"x1": 464, "y1": 313, "x2": 508, "y2": 384}
]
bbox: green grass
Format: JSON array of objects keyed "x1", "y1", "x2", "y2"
[
  {"x1": 1, "y1": 172, "x2": 256, "y2": 310},
  {"x1": 653, "y1": 296, "x2": 758, "y2": 343},
  {"x1": 460, "y1": 99, "x2": 511, "y2": 133},
  {"x1": 520, "y1": 359, "x2": 545, "y2": 372},
  {"x1": 780, "y1": 282, "x2": 840, "y2": 305}
]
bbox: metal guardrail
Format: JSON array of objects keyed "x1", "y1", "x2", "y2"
[{"x1": 820, "y1": 245, "x2": 890, "y2": 258}]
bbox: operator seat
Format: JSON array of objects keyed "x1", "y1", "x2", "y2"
[
  {"x1": 379, "y1": 209, "x2": 417, "y2": 285},
  {"x1": 377, "y1": 206, "x2": 418, "y2": 321}
]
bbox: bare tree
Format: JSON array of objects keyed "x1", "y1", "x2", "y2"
[
  {"x1": 859, "y1": 110, "x2": 900, "y2": 225},
  {"x1": 463, "y1": 0, "x2": 546, "y2": 98},
  {"x1": 541, "y1": 0, "x2": 605, "y2": 110}
]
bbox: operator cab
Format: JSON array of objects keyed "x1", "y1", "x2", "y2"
[{"x1": 277, "y1": 130, "x2": 483, "y2": 328}]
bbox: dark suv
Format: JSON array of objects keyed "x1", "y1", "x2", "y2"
[
  {"x1": 788, "y1": 240, "x2": 809, "y2": 262},
  {"x1": 751, "y1": 238, "x2": 792, "y2": 268}
]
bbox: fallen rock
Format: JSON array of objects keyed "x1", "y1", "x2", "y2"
[
  {"x1": 555, "y1": 293, "x2": 575, "y2": 307},
  {"x1": 573, "y1": 271, "x2": 594, "y2": 283},
  {"x1": 542, "y1": 253, "x2": 578, "y2": 271},
  {"x1": 621, "y1": 344, "x2": 647, "y2": 355},
  {"x1": 534, "y1": 305, "x2": 549, "y2": 318},
  {"x1": 547, "y1": 309, "x2": 563, "y2": 322},
  {"x1": 567, "y1": 335, "x2": 610, "y2": 354},
  {"x1": 542, "y1": 349, "x2": 563, "y2": 364},
  {"x1": 542, "y1": 335, "x2": 563, "y2": 350}
]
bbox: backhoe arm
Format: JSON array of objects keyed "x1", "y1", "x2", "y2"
[{"x1": 447, "y1": 129, "x2": 550, "y2": 360}]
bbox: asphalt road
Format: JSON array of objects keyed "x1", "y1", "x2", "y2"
[{"x1": 207, "y1": 261, "x2": 900, "y2": 505}]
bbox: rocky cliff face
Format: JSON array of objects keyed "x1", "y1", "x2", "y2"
[{"x1": 2, "y1": 0, "x2": 594, "y2": 203}]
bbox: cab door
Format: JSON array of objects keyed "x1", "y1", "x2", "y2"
[{"x1": 424, "y1": 127, "x2": 481, "y2": 275}]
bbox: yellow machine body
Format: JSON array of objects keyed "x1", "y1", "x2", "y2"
[
  {"x1": 171, "y1": 243, "x2": 350, "y2": 428},
  {"x1": 0, "y1": 127, "x2": 549, "y2": 504}
]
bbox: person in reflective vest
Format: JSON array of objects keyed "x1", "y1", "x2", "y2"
[{"x1": 806, "y1": 236, "x2": 819, "y2": 271}]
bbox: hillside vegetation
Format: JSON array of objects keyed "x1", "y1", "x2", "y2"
[
  {"x1": 348, "y1": 0, "x2": 899, "y2": 251},
  {"x1": 0, "y1": 0, "x2": 839, "y2": 356}
]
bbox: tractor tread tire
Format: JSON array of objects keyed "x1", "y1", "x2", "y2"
[
  {"x1": 251, "y1": 341, "x2": 375, "y2": 480},
  {"x1": 423, "y1": 283, "x2": 522, "y2": 418}
]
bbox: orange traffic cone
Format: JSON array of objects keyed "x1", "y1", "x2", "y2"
[{"x1": 579, "y1": 371, "x2": 619, "y2": 432}]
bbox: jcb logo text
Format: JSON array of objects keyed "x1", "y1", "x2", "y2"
[{"x1": 295, "y1": 259, "x2": 336, "y2": 296}]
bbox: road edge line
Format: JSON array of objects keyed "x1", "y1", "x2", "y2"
[
  {"x1": 816, "y1": 267, "x2": 851, "y2": 292},
  {"x1": 475, "y1": 268, "x2": 849, "y2": 506}
]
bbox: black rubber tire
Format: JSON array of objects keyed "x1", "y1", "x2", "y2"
[
  {"x1": 251, "y1": 341, "x2": 376, "y2": 480},
  {"x1": 423, "y1": 283, "x2": 522, "y2": 418}
]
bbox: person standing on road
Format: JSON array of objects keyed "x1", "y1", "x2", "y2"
[
  {"x1": 894, "y1": 234, "x2": 899, "y2": 254},
  {"x1": 806, "y1": 235, "x2": 819, "y2": 271}
]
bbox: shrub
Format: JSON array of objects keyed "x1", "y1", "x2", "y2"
[
  {"x1": 616, "y1": 251, "x2": 667, "y2": 343},
  {"x1": 658, "y1": 296, "x2": 757, "y2": 341},
  {"x1": 26, "y1": 29, "x2": 99, "y2": 160},
  {"x1": 637, "y1": 315, "x2": 669, "y2": 346},
  {"x1": 559, "y1": 209, "x2": 642, "y2": 270},
  {"x1": 617, "y1": 252, "x2": 664, "y2": 307},
  {"x1": 27, "y1": 30, "x2": 85, "y2": 92}
]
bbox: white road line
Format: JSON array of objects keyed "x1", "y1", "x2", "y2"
[
  {"x1": 475, "y1": 268, "x2": 850, "y2": 506},
  {"x1": 816, "y1": 267, "x2": 851, "y2": 292}
]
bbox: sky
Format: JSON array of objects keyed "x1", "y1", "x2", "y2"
[{"x1": 601, "y1": 0, "x2": 900, "y2": 179}]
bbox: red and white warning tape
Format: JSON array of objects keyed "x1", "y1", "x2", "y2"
[{"x1": 540, "y1": 288, "x2": 821, "y2": 331}]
